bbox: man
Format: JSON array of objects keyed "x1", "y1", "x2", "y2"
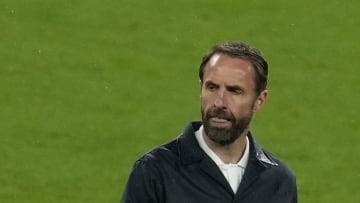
[{"x1": 120, "y1": 41, "x2": 297, "y2": 203}]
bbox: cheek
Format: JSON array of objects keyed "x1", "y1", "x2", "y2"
[
  {"x1": 200, "y1": 97, "x2": 209, "y2": 111},
  {"x1": 231, "y1": 99, "x2": 256, "y2": 113},
  {"x1": 200, "y1": 97, "x2": 216, "y2": 115},
  {"x1": 200, "y1": 92, "x2": 212, "y2": 105}
]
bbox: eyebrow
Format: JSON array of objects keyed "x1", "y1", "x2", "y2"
[
  {"x1": 204, "y1": 80, "x2": 244, "y2": 91},
  {"x1": 204, "y1": 81, "x2": 218, "y2": 87}
]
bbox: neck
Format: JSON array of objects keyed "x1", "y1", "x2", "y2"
[{"x1": 203, "y1": 130, "x2": 248, "y2": 164}]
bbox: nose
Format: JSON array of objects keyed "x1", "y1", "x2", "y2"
[
  {"x1": 214, "y1": 97, "x2": 224, "y2": 107},
  {"x1": 214, "y1": 91, "x2": 226, "y2": 108}
]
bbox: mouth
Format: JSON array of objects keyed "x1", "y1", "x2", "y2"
[{"x1": 209, "y1": 117, "x2": 231, "y2": 127}]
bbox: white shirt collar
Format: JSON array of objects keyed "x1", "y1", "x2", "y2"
[{"x1": 194, "y1": 125, "x2": 249, "y2": 169}]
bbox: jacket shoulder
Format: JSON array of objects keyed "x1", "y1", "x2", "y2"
[
  {"x1": 134, "y1": 138, "x2": 180, "y2": 170},
  {"x1": 121, "y1": 140, "x2": 180, "y2": 203},
  {"x1": 263, "y1": 149, "x2": 296, "y2": 178}
]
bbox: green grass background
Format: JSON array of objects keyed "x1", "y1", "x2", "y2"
[{"x1": 1, "y1": 0, "x2": 360, "y2": 202}]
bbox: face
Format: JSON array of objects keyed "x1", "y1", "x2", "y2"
[{"x1": 200, "y1": 54, "x2": 268, "y2": 145}]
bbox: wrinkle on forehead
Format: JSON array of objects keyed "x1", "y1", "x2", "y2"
[
  {"x1": 204, "y1": 54, "x2": 256, "y2": 89},
  {"x1": 209, "y1": 54, "x2": 252, "y2": 71},
  {"x1": 208, "y1": 54, "x2": 253, "y2": 74}
]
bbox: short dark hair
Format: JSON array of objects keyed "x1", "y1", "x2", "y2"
[{"x1": 199, "y1": 41, "x2": 268, "y2": 95}]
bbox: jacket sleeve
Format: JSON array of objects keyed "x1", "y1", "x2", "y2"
[
  {"x1": 120, "y1": 158, "x2": 164, "y2": 203},
  {"x1": 276, "y1": 168, "x2": 298, "y2": 203}
]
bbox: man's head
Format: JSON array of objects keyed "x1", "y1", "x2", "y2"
[
  {"x1": 199, "y1": 41, "x2": 268, "y2": 146},
  {"x1": 199, "y1": 41, "x2": 268, "y2": 95}
]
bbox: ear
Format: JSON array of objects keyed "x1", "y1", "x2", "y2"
[
  {"x1": 199, "y1": 80, "x2": 203, "y2": 93},
  {"x1": 253, "y1": 90, "x2": 268, "y2": 112}
]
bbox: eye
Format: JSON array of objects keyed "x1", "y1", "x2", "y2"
[
  {"x1": 208, "y1": 84, "x2": 217, "y2": 90},
  {"x1": 204, "y1": 82, "x2": 218, "y2": 91},
  {"x1": 227, "y1": 86, "x2": 243, "y2": 95}
]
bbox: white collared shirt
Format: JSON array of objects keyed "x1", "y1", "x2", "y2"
[{"x1": 195, "y1": 125, "x2": 250, "y2": 193}]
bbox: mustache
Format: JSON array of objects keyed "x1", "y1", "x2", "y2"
[{"x1": 206, "y1": 108, "x2": 234, "y2": 121}]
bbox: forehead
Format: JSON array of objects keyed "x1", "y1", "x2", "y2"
[{"x1": 203, "y1": 54, "x2": 256, "y2": 85}]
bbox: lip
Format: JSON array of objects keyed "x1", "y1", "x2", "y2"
[
  {"x1": 210, "y1": 117, "x2": 229, "y2": 123},
  {"x1": 209, "y1": 117, "x2": 231, "y2": 127}
]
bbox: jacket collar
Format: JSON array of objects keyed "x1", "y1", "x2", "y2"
[{"x1": 177, "y1": 121, "x2": 279, "y2": 167}]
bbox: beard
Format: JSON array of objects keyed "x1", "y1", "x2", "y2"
[{"x1": 201, "y1": 107, "x2": 253, "y2": 146}]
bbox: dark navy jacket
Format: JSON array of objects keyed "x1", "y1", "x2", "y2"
[{"x1": 121, "y1": 122, "x2": 297, "y2": 203}]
